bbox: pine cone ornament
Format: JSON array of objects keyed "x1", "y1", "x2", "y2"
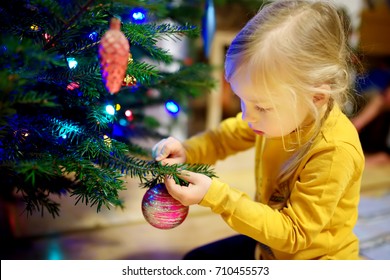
[{"x1": 99, "y1": 18, "x2": 130, "y2": 94}]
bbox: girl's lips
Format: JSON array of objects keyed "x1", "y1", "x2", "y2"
[{"x1": 252, "y1": 129, "x2": 264, "y2": 135}]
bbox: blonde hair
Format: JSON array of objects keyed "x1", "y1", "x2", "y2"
[{"x1": 225, "y1": 0, "x2": 355, "y2": 185}]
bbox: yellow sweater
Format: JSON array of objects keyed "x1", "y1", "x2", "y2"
[{"x1": 183, "y1": 105, "x2": 364, "y2": 259}]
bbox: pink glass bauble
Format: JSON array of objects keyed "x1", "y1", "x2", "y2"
[
  {"x1": 142, "y1": 183, "x2": 189, "y2": 230},
  {"x1": 98, "y1": 18, "x2": 130, "y2": 94}
]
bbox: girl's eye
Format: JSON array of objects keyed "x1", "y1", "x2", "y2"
[{"x1": 255, "y1": 106, "x2": 270, "y2": 112}]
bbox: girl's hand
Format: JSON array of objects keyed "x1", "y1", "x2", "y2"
[
  {"x1": 152, "y1": 136, "x2": 187, "y2": 165},
  {"x1": 165, "y1": 171, "x2": 212, "y2": 206}
]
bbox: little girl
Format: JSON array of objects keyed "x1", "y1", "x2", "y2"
[{"x1": 153, "y1": 0, "x2": 364, "y2": 260}]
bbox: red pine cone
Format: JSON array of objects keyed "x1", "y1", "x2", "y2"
[{"x1": 99, "y1": 18, "x2": 130, "y2": 94}]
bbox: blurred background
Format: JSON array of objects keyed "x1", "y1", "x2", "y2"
[{"x1": 1, "y1": 0, "x2": 390, "y2": 260}]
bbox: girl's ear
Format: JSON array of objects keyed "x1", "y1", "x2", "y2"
[
  {"x1": 313, "y1": 84, "x2": 330, "y2": 108},
  {"x1": 313, "y1": 94, "x2": 329, "y2": 106}
]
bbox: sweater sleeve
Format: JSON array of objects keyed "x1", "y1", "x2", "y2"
[
  {"x1": 199, "y1": 144, "x2": 363, "y2": 254},
  {"x1": 183, "y1": 113, "x2": 256, "y2": 165}
]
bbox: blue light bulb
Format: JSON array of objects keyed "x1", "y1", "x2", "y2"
[
  {"x1": 130, "y1": 8, "x2": 147, "y2": 23},
  {"x1": 165, "y1": 101, "x2": 180, "y2": 115},
  {"x1": 133, "y1": 12, "x2": 145, "y2": 21},
  {"x1": 88, "y1": 31, "x2": 98, "y2": 41}
]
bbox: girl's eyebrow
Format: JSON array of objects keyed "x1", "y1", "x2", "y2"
[
  {"x1": 232, "y1": 88, "x2": 271, "y2": 105},
  {"x1": 247, "y1": 97, "x2": 272, "y2": 106}
]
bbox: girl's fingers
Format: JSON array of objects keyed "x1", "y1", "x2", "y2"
[
  {"x1": 151, "y1": 139, "x2": 162, "y2": 158},
  {"x1": 164, "y1": 175, "x2": 183, "y2": 201},
  {"x1": 164, "y1": 172, "x2": 211, "y2": 206},
  {"x1": 152, "y1": 138, "x2": 167, "y2": 160},
  {"x1": 161, "y1": 158, "x2": 182, "y2": 166},
  {"x1": 176, "y1": 170, "x2": 192, "y2": 181}
]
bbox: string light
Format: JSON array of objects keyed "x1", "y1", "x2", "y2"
[
  {"x1": 125, "y1": 109, "x2": 134, "y2": 121},
  {"x1": 30, "y1": 24, "x2": 40, "y2": 31},
  {"x1": 165, "y1": 100, "x2": 180, "y2": 115},
  {"x1": 130, "y1": 8, "x2": 147, "y2": 24},
  {"x1": 66, "y1": 82, "x2": 80, "y2": 91},
  {"x1": 119, "y1": 119, "x2": 127, "y2": 126},
  {"x1": 66, "y1": 57, "x2": 78, "y2": 69},
  {"x1": 43, "y1": 33, "x2": 53, "y2": 42},
  {"x1": 105, "y1": 105, "x2": 115, "y2": 115},
  {"x1": 88, "y1": 31, "x2": 98, "y2": 42},
  {"x1": 47, "y1": 240, "x2": 63, "y2": 260},
  {"x1": 103, "y1": 134, "x2": 112, "y2": 147}
]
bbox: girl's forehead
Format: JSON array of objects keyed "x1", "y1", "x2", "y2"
[{"x1": 230, "y1": 70, "x2": 277, "y2": 104}]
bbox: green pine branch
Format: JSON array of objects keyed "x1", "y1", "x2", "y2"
[
  {"x1": 126, "y1": 61, "x2": 160, "y2": 85},
  {"x1": 123, "y1": 22, "x2": 199, "y2": 63},
  {"x1": 123, "y1": 23, "x2": 171, "y2": 63},
  {"x1": 51, "y1": 118, "x2": 85, "y2": 144},
  {"x1": 74, "y1": 136, "x2": 217, "y2": 190},
  {"x1": 67, "y1": 160, "x2": 126, "y2": 213},
  {"x1": 52, "y1": 121, "x2": 218, "y2": 190},
  {"x1": 104, "y1": 154, "x2": 218, "y2": 190},
  {"x1": 13, "y1": 91, "x2": 58, "y2": 107},
  {"x1": 42, "y1": 0, "x2": 98, "y2": 50}
]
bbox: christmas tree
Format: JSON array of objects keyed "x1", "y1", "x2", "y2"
[{"x1": 0, "y1": 0, "x2": 216, "y2": 218}]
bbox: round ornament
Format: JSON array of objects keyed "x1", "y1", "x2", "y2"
[{"x1": 142, "y1": 183, "x2": 189, "y2": 230}]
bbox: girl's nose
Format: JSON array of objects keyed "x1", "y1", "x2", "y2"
[
  {"x1": 241, "y1": 109, "x2": 257, "y2": 123},
  {"x1": 240, "y1": 102, "x2": 256, "y2": 123}
]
